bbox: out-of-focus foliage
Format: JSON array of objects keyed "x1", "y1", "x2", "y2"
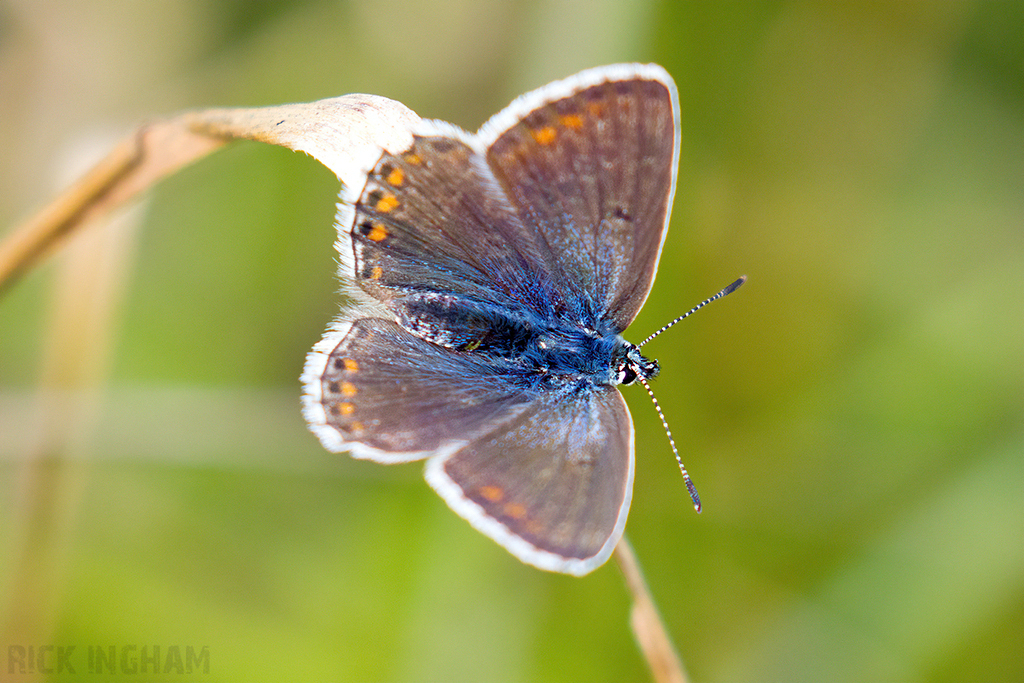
[{"x1": 1, "y1": 1, "x2": 1020, "y2": 681}]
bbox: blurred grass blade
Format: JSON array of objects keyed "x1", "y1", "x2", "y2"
[{"x1": 0, "y1": 95, "x2": 419, "y2": 295}]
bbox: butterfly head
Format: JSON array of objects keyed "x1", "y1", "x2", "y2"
[{"x1": 614, "y1": 341, "x2": 659, "y2": 386}]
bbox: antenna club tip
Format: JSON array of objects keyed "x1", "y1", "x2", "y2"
[
  {"x1": 724, "y1": 276, "x2": 747, "y2": 296},
  {"x1": 685, "y1": 480, "x2": 702, "y2": 512}
]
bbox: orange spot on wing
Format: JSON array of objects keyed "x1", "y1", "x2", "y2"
[
  {"x1": 479, "y1": 485, "x2": 504, "y2": 502},
  {"x1": 386, "y1": 167, "x2": 404, "y2": 186},
  {"x1": 370, "y1": 266, "x2": 383, "y2": 280},
  {"x1": 338, "y1": 402, "x2": 355, "y2": 416},
  {"x1": 341, "y1": 382, "x2": 357, "y2": 397},
  {"x1": 525, "y1": 519, "x2": 545, "y2": 535},
  {"x1": 503, "y1": 502, "x2": 527, "y2": 519},
  {"x1": 532, "y1": 126, "x2": 557, "y2": 145},
  {"x1": 343, "y1": 358, "x2": 359, "y2": 372},
  {"x1": 404, "y1": 153, "x2": 422, "y2": 165},
  {"x1": 375, "y1": 194, "x2": 399, "y2": 213},
  {"x1": 367, "y1": 224, "x2": 388, "y2": 242},
  {"x1": 559, "y1": 113, "x2": 583, "y2": 129}
]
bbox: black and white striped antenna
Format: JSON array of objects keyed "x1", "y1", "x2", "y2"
[{"x1": 637, "y1": 275, "x2": 746, "y2": 512}]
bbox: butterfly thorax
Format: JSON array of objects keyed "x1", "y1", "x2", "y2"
[{"x1": 393, "y1": 292, "x2": 658, "y2": 388}]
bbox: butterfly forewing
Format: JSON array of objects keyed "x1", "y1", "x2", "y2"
[
  {"x1": 349, "y1": 134, "x2": 559, "y2": 315},
  {"x1": 483, "y1": 72, "x2": 678, "y2": 328}
]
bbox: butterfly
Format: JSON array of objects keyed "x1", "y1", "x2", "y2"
[{"x1": 302, "y1": 64, "x2": 701, "y2": 575}]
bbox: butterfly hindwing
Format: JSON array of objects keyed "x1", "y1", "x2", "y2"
[
  {"x1": 302, "y1": 317, "x2": 534, "y2": 462},
  {"x1": 426, "y1": 384, "x2": 633, "y2": 575}
]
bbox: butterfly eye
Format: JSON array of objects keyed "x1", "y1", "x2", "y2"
[{"x1": 616, "y1": 362, "x2": 638, "y2": 385}]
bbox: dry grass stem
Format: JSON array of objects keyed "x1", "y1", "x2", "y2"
[
  {"x1": 0, "y1": 95, "x2": 418, "y2": 294},
  {"x1": 615, "y1": 535, "x2": 689, "y2": 683},
  {"x1": 2, "y1": 91, "x2": 687, "y2": 683}
]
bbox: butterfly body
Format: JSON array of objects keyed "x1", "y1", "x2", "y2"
[
  {"x1": 303, "y1": 64, "x2": 680, "y2": 575},
  {"x1": 399, "y1": 287, "x2": 652, "y2": 383}
]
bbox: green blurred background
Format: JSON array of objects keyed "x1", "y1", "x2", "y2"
[{"x1": 1, "y1": 1, "x2": 1021, "y2": 681}]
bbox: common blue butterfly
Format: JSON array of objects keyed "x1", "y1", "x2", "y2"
[{"x1": 301, "y1": 64, "x2": 737, "y2": 575}]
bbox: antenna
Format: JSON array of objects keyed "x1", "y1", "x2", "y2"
[
  {"x1": 638, "y1": 275, "x2": 746, "y2": 348},
  {"x1": 637, "y1": 275, "x2": 747, "y2": 512},
  {"x1": 637, "y1": 374, "x2": 702, "y2": 512}
]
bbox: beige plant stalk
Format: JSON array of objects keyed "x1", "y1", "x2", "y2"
[{"x1": 0, "y1": 93, "x2": 688, "y2": 683}]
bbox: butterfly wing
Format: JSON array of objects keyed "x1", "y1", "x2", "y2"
[
  {"x1": 334, "y1": 63, "x2": 679, "y2": 328},
  {"x1": 336, "y1": 119, "x2": 559, "y2": 319},
  {"x1": 303, "y1": 317, "x2": 634, "y2": 573},
  {"x1": 426, "y1": 384, "x2": 633, "y2": 575},
  {"x1": 481, "y1": 63, "x2": 679, "y2": 329},
  {"x1": 302, "y1": 318, "x2": 535, "y2": 462}
]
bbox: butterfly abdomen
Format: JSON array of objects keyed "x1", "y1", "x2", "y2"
[
  {"x1": 394, "y1": 291, "x2": 630, "y2": 387},
  {"x1": 396, "y1": 293, "x2": 535, "y2": 356}
]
